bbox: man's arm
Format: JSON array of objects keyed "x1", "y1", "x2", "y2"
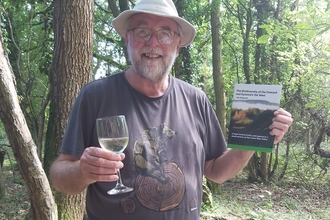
[
  {"x1": 204, "y1": 108, "x2": 293, "y2": 184},
  {"x1": 204, "y1": 149, "x2": 254, "y2": 184},
  {"x1": 50, "y1": 154, "x2": 90, "y2": 195},
  {"x1": 50, "y1": 147, "x2": 125, "y2": 195}
]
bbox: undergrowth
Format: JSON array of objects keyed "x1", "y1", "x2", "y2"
[{"x1": 1, "y1": 143, "x2": 330, "y2": 220}]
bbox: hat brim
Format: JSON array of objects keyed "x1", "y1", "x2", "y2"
[{"x1": 112, "y1": 10, "x2": 196, "y2": 48}]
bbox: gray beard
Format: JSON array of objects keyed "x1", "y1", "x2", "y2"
[{"x1": 128, "y1": 45, "x2": 176, "y2": 83}]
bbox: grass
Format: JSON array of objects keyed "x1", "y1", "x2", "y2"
[
  {"x1": 1, "y1": 144, "x2": 330, "y2": 220},
  {"x1": 199, "y1": 142, "x2": 330, "y2": 220},
  {"x1": 201, "y1": 175, "x2": 330, "y2": 220},
  {"x1": 0, "y1": 145, "x2": 30, "y2": 220}
]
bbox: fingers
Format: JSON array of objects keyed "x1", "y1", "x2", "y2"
[
  {"x1": 85, "y1": 146, "x2": 125, "y2": 161},
  {"x1": 80, "y1": 167, "x2": 119, "y2": 183},
  {"x1": 269, "y1": 108, "x2": 293, "y2": 144},
  {"x1": 274, "y1": 108, "x2": 292, "y2": 120},
  {"x1": 79, "y1": 147, "x2": 125, "y2": 183}
]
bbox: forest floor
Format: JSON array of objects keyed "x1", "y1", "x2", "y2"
[
  {"x1": 0, "y1": 166, "x2": 30, "y2": 219},
  {"x1": 201, "y1": 177, "x2": 330, "y2": 220},
  {"x1": 1, "y1": 172, "x2": 330, "y2": 220},
  {"x1": 0, "y1": 147, "x2": 329, "y2": 220}
]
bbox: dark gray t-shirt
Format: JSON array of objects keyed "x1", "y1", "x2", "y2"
[{"x1": 60, "y1": 72, "x2": 227, "y2": 220}]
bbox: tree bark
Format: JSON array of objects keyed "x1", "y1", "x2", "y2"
[
  {"x1": 0, "y1": 30, "x2": 56, "y2": 219},
  {"x1": 240, "y1": 0, "x2": 253, "y2": 84},
  {"x1": 44, "y1": 0, "x2": 94, "y2": 219},
  {"x1": 211, "y1": 0, "x2": 226, "y2": 137},
  {"x1": 207, "y1": 0, "x2": 226, "y2": 195},
  {"x1": 314, "y1": 125, "x2": 330, "y2": 158},
  {"x1": 0, "y1": 149, "x2": 5, "y2": 198},
  {"x1": 260, "y1": 153, "x2": 268, "y2": 180},
  {"x1": 248, "y1": 0, "x2": 281, "y2": 182}
]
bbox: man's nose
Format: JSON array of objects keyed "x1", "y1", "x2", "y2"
[{"x1": 146, "y1": 32, "x2": 160, "y2": 46}]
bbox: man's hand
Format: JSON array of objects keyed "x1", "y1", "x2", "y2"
[
  {"x1": 50, "y1": 147, "x2": 125, "y2": 195},
  {"x1": 79, "y1": 147, "x2": 125, "y2": 184},
  {"x1": 269, "y1": 108, "x2": 293, "y2": 144}
]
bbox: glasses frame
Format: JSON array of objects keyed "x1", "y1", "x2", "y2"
[{"x1": 128, "y1": 27, "x2": 180, "y2": 45}]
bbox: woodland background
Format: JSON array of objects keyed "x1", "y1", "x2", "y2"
[{"x1": 0, "y1": 0, "x2": 329, "y2": 219}]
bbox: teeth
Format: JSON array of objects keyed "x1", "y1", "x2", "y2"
[{"x1": 144, "y1": 53, "x2": 160, "y2": 58}]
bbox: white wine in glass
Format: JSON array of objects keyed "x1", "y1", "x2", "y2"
[{"x1": 96, "y1": 115, "x2": 133, "y2": 195}]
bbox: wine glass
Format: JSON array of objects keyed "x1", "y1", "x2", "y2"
[{"x1": 96, "y1": 115, "x2": 133, "y2": 195}]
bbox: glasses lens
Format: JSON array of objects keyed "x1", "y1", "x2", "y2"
[
  {"x1": 133, "y1": 28, "x2": 152, "y2": 42},
  {"x1": 132, "y1": 28, "x2": 174, "y2": 45},
  {"x1": 157, "y1": 30, "x2": 173, "y2": 44}
]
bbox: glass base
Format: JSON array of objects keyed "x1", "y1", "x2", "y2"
[{"x1": 107, "y1": 185, "x2": 134, "y2": 195}]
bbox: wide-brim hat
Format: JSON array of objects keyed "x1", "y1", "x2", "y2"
[{"x1": 112, "y1": 0, "x2": 196, "y2": 48}]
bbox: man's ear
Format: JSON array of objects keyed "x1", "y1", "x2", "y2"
[
  {"x1": 176, "y1": 47, "x2": 181, "y2": 57},
  {"x1": 125, "y1": 33, "x2": 129, "y2": 45}
]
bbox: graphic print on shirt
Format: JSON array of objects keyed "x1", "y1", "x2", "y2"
[{"x1": 133, "y1": 123, "x2": 185, "y2": 211}]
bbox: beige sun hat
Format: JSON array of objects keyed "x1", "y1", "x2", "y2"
[{"x1": 111, "y1": 0, "x2": 196, "y2": 48}]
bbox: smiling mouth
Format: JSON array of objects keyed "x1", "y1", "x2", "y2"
[{"x1": 143, "y1": 53, "x2": 161, "y2": 58}]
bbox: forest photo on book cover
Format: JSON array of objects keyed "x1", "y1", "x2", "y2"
[{"x1": 228, "y1": 100, "x2": 277, "y2": 148}]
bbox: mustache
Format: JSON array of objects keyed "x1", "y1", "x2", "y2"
[{"x1": 140, "y1": 47, "x2": 164, "y2": 56}]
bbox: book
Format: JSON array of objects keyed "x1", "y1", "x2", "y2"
[{"x1": 227, "y1": 84, "x2": 282, "y2": 152}]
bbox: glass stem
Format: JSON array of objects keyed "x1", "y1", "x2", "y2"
[{"x1": 116, "y1": 169, "x2": 125, "y2": 188}]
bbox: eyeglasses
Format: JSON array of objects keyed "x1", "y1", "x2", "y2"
[{"x1": 128, "y1": 28, "x2": 179, "y2": 45}]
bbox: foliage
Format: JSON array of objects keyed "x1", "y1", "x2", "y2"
[
  {"x1": 93, "y1": 0, "x2": 130, "y2": 77},
  {"x1": 0, "y1": 0, "x2": 330, "y2": 218},
  {"x1": 0, "y1": 0, "x2": 52, "y2": 156},
  {"x1": 1, "y1": 144, "x2": 330, "y2": 219},
  {"x1": 0, "y1": 122, "x2": 7, "y2": 145},
  {"x1": 201, "y1": 179, "x2": 330, "y2": 220},
  {"x1": 201, "y1": 144, "x2": 330, "y2": 219},
  {"x1": 0, "y1": 145, "x2": 29, "y2": 220}
]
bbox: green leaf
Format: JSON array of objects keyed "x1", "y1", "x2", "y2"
[
  {"x1": 305, "y1": 102, "x2": 316, "y2": 108},
  {"x1": 294, "y1": 22, "x2": 310, "y2": 29},
  {"x1": 259, "y1": 24, "x2": 269, "y2": 29},
  {"x1": 257, "y1": 35, "x2": 270, "y2": 44}
]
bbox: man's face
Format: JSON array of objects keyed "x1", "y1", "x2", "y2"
[{"x1": 126, "y1": 13, "x2": 182, "y2": 83}]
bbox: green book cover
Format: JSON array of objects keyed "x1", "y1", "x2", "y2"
[{"x1": 227, "y1": 84, "x2": 282, "y2": 152}]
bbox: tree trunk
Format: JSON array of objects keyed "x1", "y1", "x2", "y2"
[
  {"x1": 44, "y1": 0, "x2": 94, "y2": 219},
  {"x1": 207, "y1": 0, "x2": 226, "y2": 195},
  {"x1": 260, "y1": 153, "x2": 268, "y2": 180},
  {"x1": 3, "y1": 3, "x2": 52, "y2": 160},
  {"x1": 0, "y1": 30, "x2": 56, "y2": 219},
  {"x1": 211, "y1": 0, "x2": 226, "y2": 137},
  {"x1": 248, "y1": 153, "x2": 258, "y2": 181},
  {"x1": 0, "y1": 149, "x2": 5, "y2": 198},
  {"x1": 248, "y1": 0, "x2": 280, "y2": 182},
  {"x1": 241, "y1": 0, "x2": 253, "y2": 84},
  {"x1": 0, "y1": 167, "x2": 4, "y2": 199},
  {"x1": 305, "y1": 128, "x2": 311, "y2": 154}
]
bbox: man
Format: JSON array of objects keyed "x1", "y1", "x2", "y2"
[{"x1": 50, "y1": 0, "x2": 293, "y2": 219}]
